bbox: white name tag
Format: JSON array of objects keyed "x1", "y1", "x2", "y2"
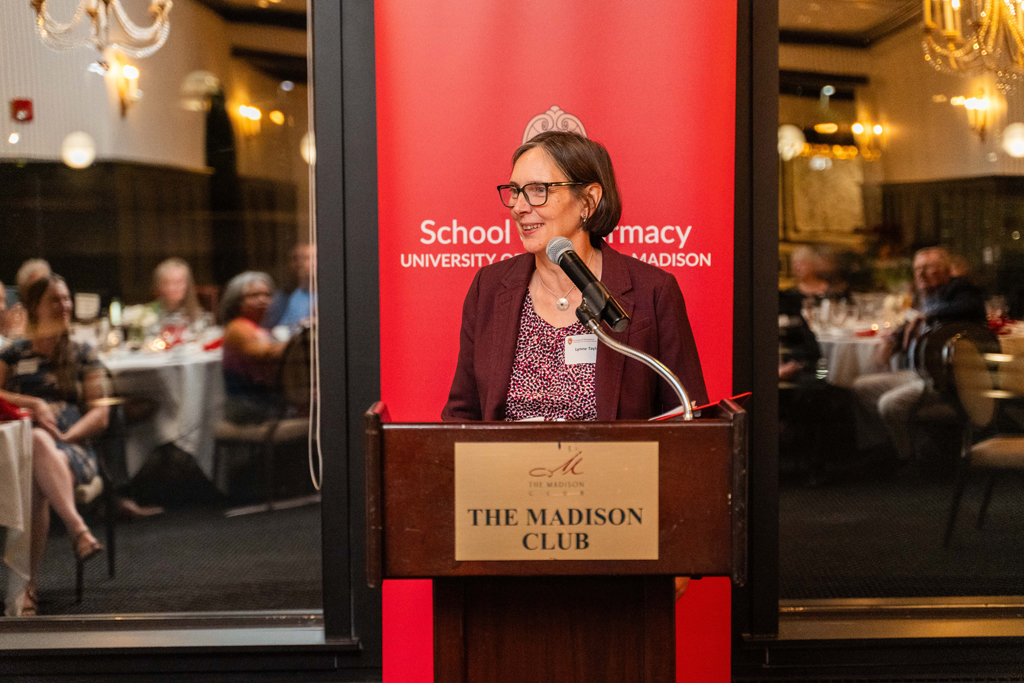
[
  {"x1": 15, "y1": 358, "x2": 39, "y2": 376},
  {"x1": 564, "y1": 334, "x2": 598, "y2": 365}
]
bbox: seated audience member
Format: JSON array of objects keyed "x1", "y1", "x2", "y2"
[
  {"x1": 0, "y1": 280, "x2": 10, "y2": 347},
  {"x1": 0, "y1": 275, "x2": 107, "y2": 616},
  {"x1": 779, "y1": 246, "x2": 829, "y2": 318},
  {"x1": 150, "y1": 258, "x2": 203, "y2": 324},
  {"x1": 778, "y1": 255, "x2": 859, "y2": 480},
  {"x1": 852, "y1": 247, "x2": 986, "y2": 460},
  {"x1": 221, "y1": 272, "x2": 285, "y2": 424},
  {"x1": 262, "y1": 244, "x2": 316, "y2": 331},
  {"x1": 16, "y1": 259, "x2": 52, "y2": 302},
  {"x1": 824, "y1": 247, "x2": 860, "y2": 298},
  {"x1": 949, "y1": 253, "x2": 974, "y2": 281},
  {"x1": 5, "y1": 259, "x2": 52, "y2": 340}
]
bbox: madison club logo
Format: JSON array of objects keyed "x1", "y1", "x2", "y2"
[{"x1": 523, "y1": 105, "x2": 587, "y2": 143}]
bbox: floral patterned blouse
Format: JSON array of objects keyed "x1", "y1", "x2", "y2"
[{"x1": 505, "y1": 291, "x2": 597, "y2": 421}]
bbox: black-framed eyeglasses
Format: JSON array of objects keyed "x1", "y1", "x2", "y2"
[{"x1": 497, "y1": 182, "x2": 584, "y2": 208}]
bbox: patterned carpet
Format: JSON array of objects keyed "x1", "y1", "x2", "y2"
[
  {"x1": 780, "y1": 471, "x2": 1024, "y2": 599},
  {"x1": 13, "y1": 468, "x2": 1023, "y2": 611},
  {"x1": 23, "y1": 504, "x2": 322, "y2": 616}
]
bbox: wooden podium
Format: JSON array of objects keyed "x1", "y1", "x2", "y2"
[{"x1": 365, "y1": 400, "x2": 747, "y2": 683}]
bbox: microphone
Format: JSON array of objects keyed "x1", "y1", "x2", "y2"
[{"x1": 546, "y1": 237, "x2": 629, "y2": 332}]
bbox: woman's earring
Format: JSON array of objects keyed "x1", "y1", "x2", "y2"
[{"x1": 581, "y1": 214, "x2": 588, "y2": 227}]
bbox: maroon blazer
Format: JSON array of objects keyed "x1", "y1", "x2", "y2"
[{"x1": 441, "y1": 243, "x2": 708, "y2": 421}]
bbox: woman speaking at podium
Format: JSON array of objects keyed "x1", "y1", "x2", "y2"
[{"x1": 442, "y1": 131, "x2": 706, "y2": 422}]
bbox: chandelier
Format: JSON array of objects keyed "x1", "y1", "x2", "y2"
[
  {"x1": 923, "y1": 0, "x2": 1024, "y2": 90},
  {"x1": 31, "y1": 0, "x2": 173, "y2": 60}
]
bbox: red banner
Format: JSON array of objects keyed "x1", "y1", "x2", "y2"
[{"x1": 377, "y1": 1, "x2": 737, "y2": 680}]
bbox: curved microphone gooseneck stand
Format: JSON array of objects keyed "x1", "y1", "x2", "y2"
[{"x1": 577, "y1": 300, "x2": 694, "y2": 421}]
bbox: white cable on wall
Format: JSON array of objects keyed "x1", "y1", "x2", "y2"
[{"x1": 306, "y1": 1, "x2": 323, "y2": 492}]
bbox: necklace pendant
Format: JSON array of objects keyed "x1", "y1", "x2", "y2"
[{"x1": 556, "y1": 297, "x2": 570, "y2": 311}]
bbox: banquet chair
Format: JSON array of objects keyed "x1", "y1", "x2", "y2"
[
  {"x1": 909, "y1": 321, "x2": 999, "y2": 471},
  {"x1": 213, "y1": 327, "x2": 313, "y2": 515},
  {"x1": 195, "y1": 285, "x2": 220, "y2": 316},
  {"x1": 72, "y1": 398, "x2": 125, "y2": 603},
  {"x1": 942, "y1": 338, "x2": 1024, "y2": 546}
]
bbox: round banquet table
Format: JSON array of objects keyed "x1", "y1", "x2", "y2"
[
  {"x1": 815, "y1": 331, "x2": 887, "y2": 388},
  {"x1": 103, "y1": 348, "x2": 224, "y2": 480},
  {"x1": 999, "y1": 331, "x2": 1024, "y2": 358},
  {"x1": 0, "y1": 418, "x2": 32, "y2": 616}
]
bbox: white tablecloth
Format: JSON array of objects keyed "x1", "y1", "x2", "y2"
[
  {"x1": 103, "y1": 349, "x2": 224, "y2": 479},
  {"x1": 817, "y1": 333, "x2": 887, "y2": 388},
  {"x1": 0, "y1": 418, "x2": 32, "y2": 614},
  {"x1": 1000, "y1": 333, "x2": 1024, "y2": 358}
]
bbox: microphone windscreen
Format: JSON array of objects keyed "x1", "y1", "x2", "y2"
[{"x1": 546, "y1": 236, "x2": 574, "y2": 264}]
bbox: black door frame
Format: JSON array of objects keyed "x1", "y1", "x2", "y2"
[
  {"x1": 313, "y1": 0, "x2": 381, "y2": 652},
  {"x1": 731, "y1": 0, "x2": 781, "y2": 641},
  {"x1": 0, "y1": 2, "x2": 383, "y2": 680},
  {"x1": 731, "y1": 1, "x2": 1024, "y2": 677}
]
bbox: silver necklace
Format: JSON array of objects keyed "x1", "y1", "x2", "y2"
[{"x1": 538, "y1": 249, "x2": 594, "y2": 311}]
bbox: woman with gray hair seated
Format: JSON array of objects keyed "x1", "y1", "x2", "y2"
[{"x1": 220, "y1": 272, "x2": 285, "y2": 424}]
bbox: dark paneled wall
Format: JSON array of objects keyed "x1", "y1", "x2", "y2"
[
  {"x1": 0, "y1": 161, "x2": 296, "y2": 304},
  {"x1": 883, "y1": 176, "x2": 1024, "y2": 314}
]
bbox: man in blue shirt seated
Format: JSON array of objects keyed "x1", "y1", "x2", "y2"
[{"x1": 263, "y1": 243, "x2": 315, "y2": 331}]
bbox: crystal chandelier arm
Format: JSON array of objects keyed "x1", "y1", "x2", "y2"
[
  {"x1": 979, "y1": 2, "x2": 999, "y2": 53},
  {"x1": 109, "y1": 0, "x2": 171, "y2": 42},
  {"x1": 112, "y1": 26, "x2": 170, "y2": 59},
  {"x1": 32, "y1": 0, "x2": 173, "y2": 57},
  {"x1": 1003, "y1": 2, "x2": 1024, "y2": 54},
  {"x1": 34, "y1": 0, "x2": 90, "y2": 36},
  {"x1": 91, "y1": 0, "x2": 108, "y2": 54},
  {"x1": 36, "y1": 28, "x2": 94, "y2": 52}
]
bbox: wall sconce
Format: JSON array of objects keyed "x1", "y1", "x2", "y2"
[
  {"x1": 851, "y1": 121, "x2": 884, "y2": 160},
  {"x1": 238, "y1": 104, "x2": 262, "y2": 135},
  {"x1": 951, "y1": 91, "x2": 990, "y2": 139},
  {"x1": 115, "y1": 57, "x2": 142, "y2": 116}
]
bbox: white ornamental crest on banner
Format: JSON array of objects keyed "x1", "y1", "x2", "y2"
[{"x1": 522, "y1": 105, "x2": 587, "y2": 143}]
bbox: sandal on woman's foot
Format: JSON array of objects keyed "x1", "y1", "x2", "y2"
[
  {"x1": 74, "y1": 530, "x2": 103, "y2": 563},
  {"x1": 10, "y1": 586, "x2": 37, "y2": 617}
]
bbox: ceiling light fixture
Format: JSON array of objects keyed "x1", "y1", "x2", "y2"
[
  {"x1": 62, "y1": 131, "x2": 97, "y2": 169},
  {"x1": 923, "y1": 0, "x2": 1024, "y2": 90},
  {"x1": 31, "y1": 0, "x2": 172, "y2": 60},
  {"x1": 1002, "y1": 122, "x2": 1024, "y2": 156},
  {"x1": 777, "y1": 124, "x2": 806, "y2": 161}
]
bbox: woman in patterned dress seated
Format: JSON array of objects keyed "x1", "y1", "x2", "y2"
[
  {"x1": 0, "y1": 274, "x2": 108, "y2": 616},
  {"x1": 443, "y1": 131, "x2": 706, "y2": 422}
]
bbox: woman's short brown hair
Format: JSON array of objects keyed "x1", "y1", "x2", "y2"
[{"x1": 512, "y1": 131, "x2": 622, "y2": 247}]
